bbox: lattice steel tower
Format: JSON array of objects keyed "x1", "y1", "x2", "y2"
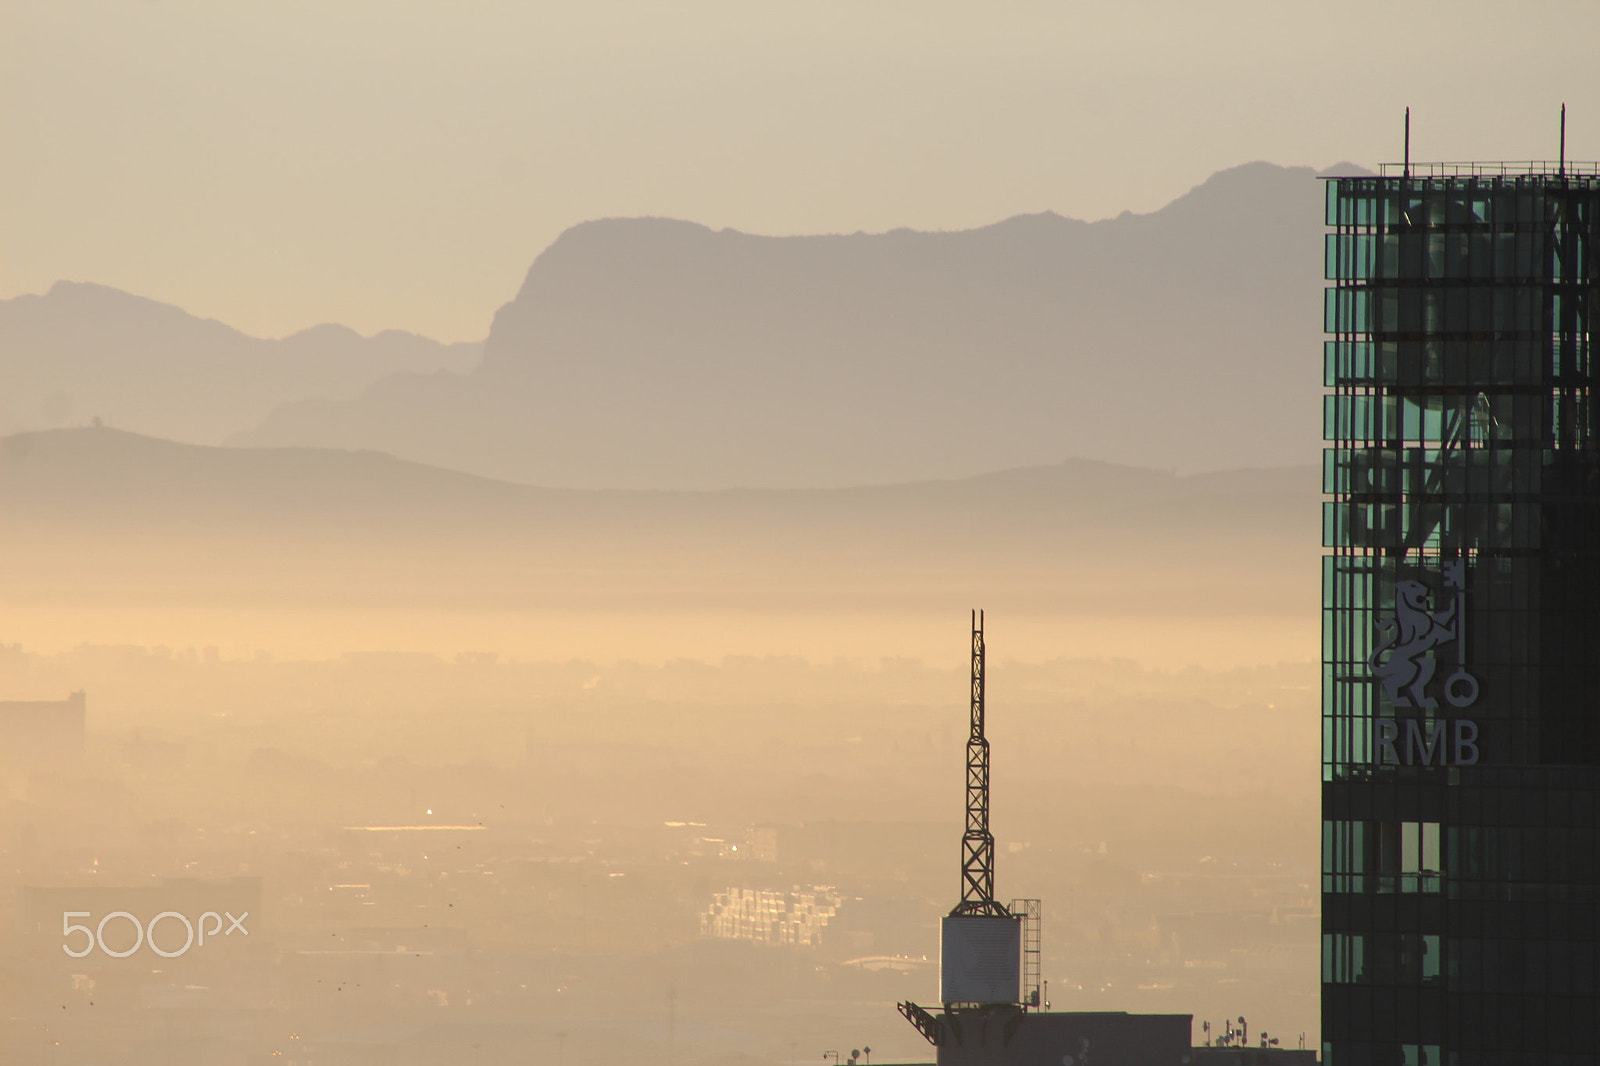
[
  {"x1": 900, "y1": 612, "x2": 1033, "y2": 1041},
  {"x1": 953, "y1": 609, "x2": 1009, "y2": 917}
]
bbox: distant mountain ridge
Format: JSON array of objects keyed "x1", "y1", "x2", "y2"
[
  {"x1": 232, "y1": 161, "x2": 1329, "y2": 489},
  {"x1": 2, "y1": 427, "x2": 1319, "y2": 615},
  {"x1": 1, "y1": 425, "x2": 1314, "y2": 527},
  {"x1": 0, "y1": 281, "x2": 480, "y2": 445}
]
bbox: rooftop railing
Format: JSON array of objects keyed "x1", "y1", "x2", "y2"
[{"x1": 1376, "y1": 161, "x2": 1600, "y2": 178}]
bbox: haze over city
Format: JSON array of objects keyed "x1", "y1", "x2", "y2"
[{"x1": 3, "y1": 2, "x2": 1598, "y2": 1064}]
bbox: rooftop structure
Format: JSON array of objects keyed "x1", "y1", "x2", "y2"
[{"x1": 897, "y1": 618, "x2": 1222, "y2": 1065}]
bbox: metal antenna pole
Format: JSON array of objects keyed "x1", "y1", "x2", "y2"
[
  {"x1": 954, "y1": 610, "x2": 1006, "y2": 915},
  {"x1": 1404, "y1": 107, "x2": 1411, "y2": 179}
]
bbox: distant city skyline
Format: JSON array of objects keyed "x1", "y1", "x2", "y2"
[{"x1": 3, "y1": 0, "x2": 1596, "y2": 341}]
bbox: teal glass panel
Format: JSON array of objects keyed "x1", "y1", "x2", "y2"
[
  {"x1": 1325, "y1": 340, "x2": 1381, "y2": 384},
  {"x1": 1326, "y1": 234, "x2": 1385, "y2": 281},
  {"x1": 1325, "y1": 288, "x2": 1372, "y2": 333},
  {"x1": 1327, "y1": 393, "x2": 1401, "y2": 442},
  {"x1": 1323, "y1": 449, "x2": 1344, "y2": 494},
  {"x1": 1323, "y1": 500, "x2": 1341, "y2": 547},
  {"x1": 1322, "y1": 933, "x2": 1365, "y2": 983}
]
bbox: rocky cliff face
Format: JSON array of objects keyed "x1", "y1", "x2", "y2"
[{"x1": 234, "y1": 162, "x2": 1326, "y2": 489}]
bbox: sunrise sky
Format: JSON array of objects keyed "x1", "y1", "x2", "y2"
[{"x1": 3, "y1": 0, "x2": 1596, "y2": 342}]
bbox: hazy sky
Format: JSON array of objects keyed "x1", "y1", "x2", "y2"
[{"x1": 3, "y1": 0, "x2": 1596, "y2": 342}]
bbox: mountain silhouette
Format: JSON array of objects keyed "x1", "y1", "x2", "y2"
[
  {"x1": 0, "y1": 281, "x2": 480, "y2": 444},
  {"x1": 231, "y1": 162, "x2": 1326, "y2": 489}
]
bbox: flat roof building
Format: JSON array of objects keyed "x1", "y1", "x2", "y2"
[
  {"x1": 1322, "y1": 162, "x2": 1600, "y2": 1065},
  {"x1": 0, "y1": 690, "x2": 86, "y2": 781}
]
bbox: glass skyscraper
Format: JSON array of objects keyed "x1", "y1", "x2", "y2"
[{"x1": 1322, "y1": 165, "x2": 1600, "y2": 1066}]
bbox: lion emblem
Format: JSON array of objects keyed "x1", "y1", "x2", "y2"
[{"x1": 1369, "y1": 580, "x2": 1458, "y2": 708}]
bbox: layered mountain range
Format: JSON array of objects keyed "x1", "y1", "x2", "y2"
[
  {"x1": 4, "y1": 162, "x2": 1343, "y2": 491},
  {"x1": 0, "y1": 281, "x2": 481, "y2": 446}
]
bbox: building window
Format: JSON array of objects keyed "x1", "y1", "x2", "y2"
[
  {"x1": 1323, "y1": 932, "x2": 1364, "y2": 984},
  {"x1": 1323, "y1": 820, "x2": 1440, "y2": 893},
  {"x1": 1401, "y1": 1044, "x2": 1441, "y2": 1066}
]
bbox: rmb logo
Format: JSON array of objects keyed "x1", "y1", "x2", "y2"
[{"x1": 1369, "y1": 560, "x2": 1480, "y2": 709}]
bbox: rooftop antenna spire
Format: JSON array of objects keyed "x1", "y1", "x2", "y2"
[
  {"x1": 1560, "y1": 103, "x2": 1567, "y2": 177},
  {"x1": 953, "y1": 609, "x2": 1006, "y2": 916},
  {"x1": 898, "y1": 612, "x2": 1028, "y2": 1033},
  {"x1": 1404, "y1": 106, "x2": 1411, "y2": 179}
]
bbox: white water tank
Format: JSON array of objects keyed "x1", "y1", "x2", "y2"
[{"x1": 940, "y1": 914, "x2": 1021, "y2": 1004}]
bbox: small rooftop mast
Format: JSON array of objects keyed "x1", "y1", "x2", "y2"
[
  {"x1": 1404, "y1": 106, "x2": 1411, "y2": 179},
  {"x1": 1560, "y1": 103, "x2": 1567, "y2": 177}
]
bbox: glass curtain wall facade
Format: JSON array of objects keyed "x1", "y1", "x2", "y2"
[{"x1": 1323, "y1": 170, "x2": 1600, "y2": 1066}]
